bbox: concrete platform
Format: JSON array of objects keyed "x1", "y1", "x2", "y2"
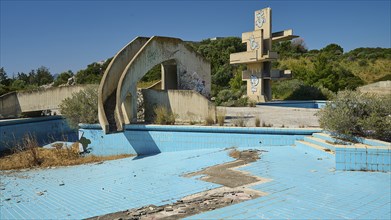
[{"x1": 220, "y1": 106, "x2": 320, "y2": 128}]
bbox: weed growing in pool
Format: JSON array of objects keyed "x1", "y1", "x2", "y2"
[
  {"x1": 0, "y1": 134, "x2": 133, "y2": 170},
  {"x1": 217, "y1": 109, "x2": 226, "y2": 126},
  {"x1": 255, "y1": 116, "x2": 261, "y2": 127},
  {"x1": 204, "y1": 115, "x2": 215, "y2": 126},
  {"x1": 153, "y1": 106, "x2": 177, "y2": 125},
  {"x1": 232, "y1": 113, "x2": 247, "y2": 127}
]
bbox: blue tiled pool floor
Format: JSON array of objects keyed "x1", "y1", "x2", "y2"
[
  {"x1": 1, "y1": 145, "x2": 390, "y2": 219},
  {"x1": 189, "y1": 145, "x2": 391, "y2": 219},
  {"x1": 0, "y1": 149, "x2": 233, "y2": 219}
]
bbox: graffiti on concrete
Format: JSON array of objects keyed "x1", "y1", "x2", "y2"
[
  {"x1": 255, "y1": 10, "x2": 266, "y2": 28},
  {"x1": 249, "y1": 35, "x2": 259, "y2": 50},
  {"x1": 179, "y1": 70, "x2": 207, "y2": 96},
  {"x1": 250, "y1": 75, "x2": 259, "y2": 93}
]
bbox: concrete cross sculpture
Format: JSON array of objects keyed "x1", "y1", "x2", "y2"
[{"x1": 230, "y1": 7, "x2": 298, "y2": 102}]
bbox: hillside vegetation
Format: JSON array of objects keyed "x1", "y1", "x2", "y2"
[{"x1": 1, "y1": 38, "x2": 390, "y2": 103}]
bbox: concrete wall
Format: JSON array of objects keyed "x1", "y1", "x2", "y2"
[
  {"x1": 98, "y1": 37, "x2": 150, "y2": 132},
  {"x1": 336, "y1": 145, "x2": 390, "y2": 172},
  {"x1": 0, "y1": 92, "x2": 20, "y2": 118},
  {"x1": 114, "y1": 36, "x2": 211, "y2": 131},
  {"x1": 0, "y1": 116, "x2": 77, "y2": 151},
  {"x1": 142, "y1": 89, "x2": 216, "y2": 123},
  {"x1": 0, "y1": 85, "x2": 92, "y2": 119},
  {"x1": 79, "y1": 124, "x2": 321, "y2": 156},
  {"x1": 98, "y1": 36, "x2": 211, "y2": 133}
]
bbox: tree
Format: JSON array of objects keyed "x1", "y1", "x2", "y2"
[
  {"x1": 59, "y1": 86, "x2": 98, "y2": 128},
  {"x1": 16, "y1": 72, "x2": 29, "y2": 83},
  {"x1": 0, "y1": 68, "x2": 11, "y2": 95},
  {"x1": 35, "y1": 66, "x2": 54, "y2": 85},
  {"x1": 75, "y1": 58, "x2": 112, "y2": 84},
  {"x1": 291, "y1": 38, "x2": 308, "y2": 54},
  {"x1": 188, "y1": 37, "x2": 246, "y2": 96},
  {"x1": 10, "y1": 79, "x2": 27, "y2": 90},
  {"x1": 0, "y1": 67, "x2": 11, "y2": 86},
  {"x1": 320, "y1": 43, "x2": 344, "y2": 56},
  {"x1": 54, "y1": 70, "x2": 74, "y2": 86},
  {"x1": 273, "y1": 38, "x2": 308, "y2": 58}
]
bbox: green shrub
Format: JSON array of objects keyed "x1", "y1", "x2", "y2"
[
  {"x1": 215, "y1": 86, "x2": 247, "y2": 107},
  {"x1": 272, "y1": 79, "x2": 303, "y2": 100},
  {"x1": 153, "y1": 106, "x2": 176, "y2": 125},
  {"x1": 285, "y1": 84, "x2": 332, "y2": 100},
  {"x1": 273, "y1": 79, "x2": 335, "y2": 101},
  {"x1": 59, "y1": 86, "x2": 98, "y2": 129},
  {"x1": 318, "y1": 90, "x2": 391, "y2": 142}
]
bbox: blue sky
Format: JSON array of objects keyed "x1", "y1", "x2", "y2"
[{"x1": 1, "y1": 0, "x2": 390, "y2": 76}]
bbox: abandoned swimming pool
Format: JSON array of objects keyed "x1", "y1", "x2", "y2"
[
  {"x1": 0, "y1": 125, "x2": 390, "y2": 219},
  {"x1": 257, "y1": 100, "x2": 328, "y2": 109}
]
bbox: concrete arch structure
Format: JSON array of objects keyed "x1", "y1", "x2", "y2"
[
  {"x1": 98, "y1": 37, "x2": 150, "y2": 134},
  {"x1": 98, "y1": 36, "x2": 211, "y2": 133}
]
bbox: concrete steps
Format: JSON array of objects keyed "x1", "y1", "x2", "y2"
[
  {"x1": 312, "y1": 133, "x2": 353, "y2": 145},
  {"x1": 296, "y1": 132, "x2": 390, "y2": 172},
  {"x1": 295, "y1": 140, "x2": 334, "y2": 159},
  {"x1": 294, "y1": 133, "x2": 336, "y2": 159},
  {"x1": 303, "y1": 136, "x2": 336, "y2": 151}
]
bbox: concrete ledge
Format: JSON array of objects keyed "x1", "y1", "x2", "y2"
[
  {"x1": 336, "y1": 145, "x2": 390, "y2": 172},
  {"x1": 80, "y1": 123, "x2": 321, "y2": 135},
  {"x1": 0, "y1": 115, "x2": 64, "y2": 126},
  {"x1": 78, "y1": 124, "x2": 321, "y2": 156},
  {"x1": 0, "y1": 116, "x2": 77, "y2": 151}
]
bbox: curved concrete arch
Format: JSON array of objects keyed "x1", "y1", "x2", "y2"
[
  {"x1": 113, "y1": 36, "x2": 211, "y2": 132},
  {"x1": 98, "y1": 37, "x2": 149, "y2": 132}
]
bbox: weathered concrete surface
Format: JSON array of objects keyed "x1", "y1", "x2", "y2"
[
  {"x1": 230, "y1": 7, "x2": 298, "y2": 102},
  {"x1": 142, "y1": 89, "x2": 216, "y2": 123},
  {"x1": 220, "y1": 106, "x2": 320, "y2": 128},
  {"x1": 0, "y1": 85, "x2": 93, "y2": 119},
  {"x1": 358, "y1": 80, "x2": 391, "y2": 96},
  {"x1": 98, "y1": 37, "x2": 150, "y2": 133},
  {"x1": 0, "y1": 92, "x2": 20, "y2": 118},
  {"x1": 99, "y1": 36, "x2": 211, "y2": 133}
]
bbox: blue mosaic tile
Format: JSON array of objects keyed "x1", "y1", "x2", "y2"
[{"x1": 189, "y1": 145, "x2": 390, "y2": 219}]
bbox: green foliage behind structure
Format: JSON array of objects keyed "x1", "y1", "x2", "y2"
[
  {"x1": 75, "y1": 58, "x2": 112, "y2": 84},
  {"x1": 0, "y1": 66, "x2": 54, "y2": 95},
  {"x1": 1, "y1": 38, "x2": 390, "y2": 105},
  {"x1": 59, "y1": 86, "x2": 99, "y2": 129},
  {"x1": 188, "y1": 37, "x2": 247, "y2": 97}
]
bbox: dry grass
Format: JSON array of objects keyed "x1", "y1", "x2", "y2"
[
  {"x1": 204, "y1": 115, "x2": 215, "y2": 126},
  {"x1": 255, "y1": 116, "x2": 260, "y2": 127},
  {"x1": 0, "y1": 141, "x2": 134, "y2": 170},
  {"x1": 137, "y1": 80, "x2": 161, "y2": 89},
  {"x1": 217, "y1": 109, "x2": 226, "y2": 126},
  {"x1": 154, "y1": 106, "x2": 176, "y2": 125},
  {"x1": 232, "y1": 113, "x2": 246, "y2": 127},
  {"x1": 262, "y1": 122, "x2": 273, "y2": 127}
]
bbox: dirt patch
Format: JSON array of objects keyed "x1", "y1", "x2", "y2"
[
  {"x1": 89, "y1": 188, "x2": 265, "y2": 220},
  {"x1": 0, "y1": 143, "x2": 134, "y2": 170},
  {"x1": 185, "y1": 149, "x2": 264, "y2": 188},
  {"x1": 88, "y1": 149, "x2": 271, "y2": 220}
]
